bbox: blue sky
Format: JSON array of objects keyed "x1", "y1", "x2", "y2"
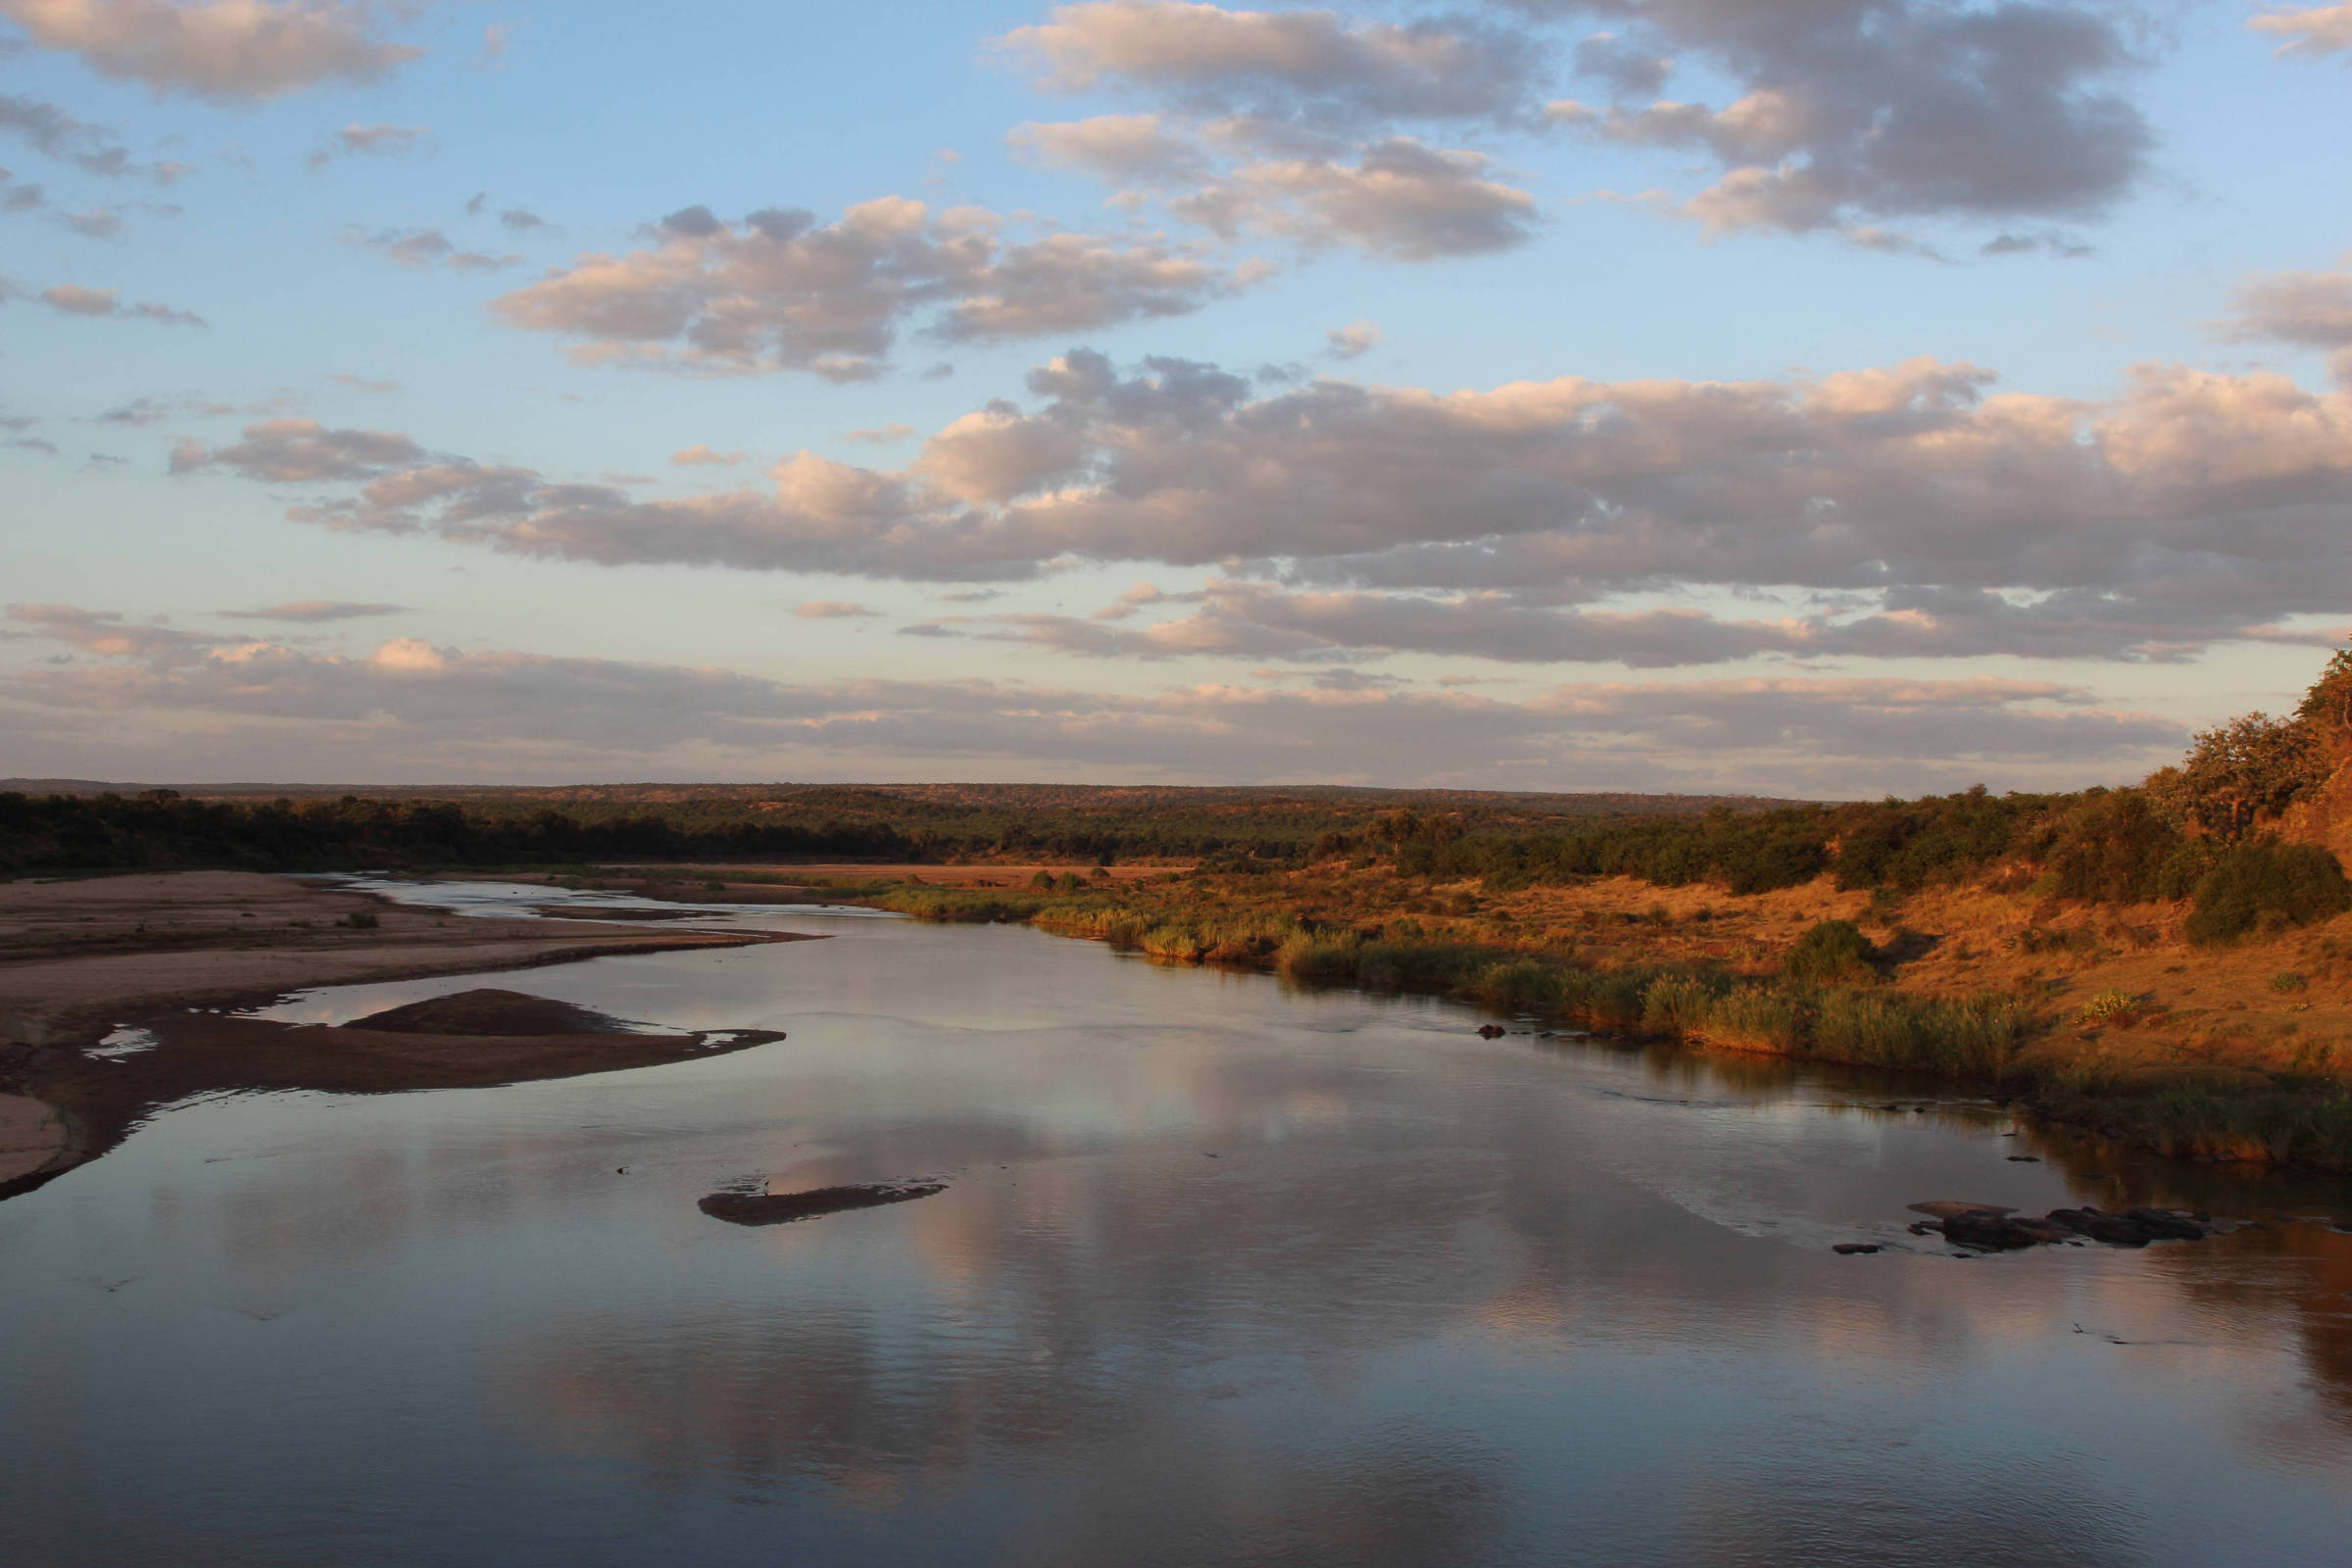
[{"x1": 4, "y1": 0, "x2": 2351, "y2": 792}]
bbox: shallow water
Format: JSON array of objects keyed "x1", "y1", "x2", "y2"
[{"x1": 6, "y1": 880, "x2": 2352, "y2": 1566}]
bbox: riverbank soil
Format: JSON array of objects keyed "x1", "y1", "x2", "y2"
[{"x1": 0, "y1": 871, "x2": 804, "y2": 1197}]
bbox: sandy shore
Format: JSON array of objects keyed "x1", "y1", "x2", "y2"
[{"x1": 0, "y1": 870, "x2": 809, "y2": 1198}]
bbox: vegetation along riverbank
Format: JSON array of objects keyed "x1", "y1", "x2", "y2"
[{"x1": 12, "y1": 649, "x2": 2352, "y2": 1175}]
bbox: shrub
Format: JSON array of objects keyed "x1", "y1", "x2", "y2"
[
  {"x1": 1701, "y1": 986, "x2": 1805, "y2": 1053},
  {"x1": 2044, "y1": 789, "x2": 2180, "y2": 904},
  {"x1": 1784, "y1": 918, "x2": 1880, "y2": 984},
  {"x1": 2079, "y1": 988, "x2": 2137, "y2": 1025},
  {"x1": 2185, "y1": 842, "x2": 2352, "y2": 946},
  {"x1": 2271, "y1": 971, "x2": 2310, "y2": 994},
  {"x1": 1642, "y1": 973, "x2": 1724, "y2": 1035},
  {"x1": 338, "y1": 910, "x2": 379, "y2": 929}
]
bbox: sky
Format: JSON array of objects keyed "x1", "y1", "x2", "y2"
[{"x1": 2, "y1": 0, "x2": 2350, "y2": 794}]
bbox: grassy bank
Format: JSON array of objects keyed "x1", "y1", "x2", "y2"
[{"x1": 833, "y1": 875, "x2": 2352, "y2": 1173}]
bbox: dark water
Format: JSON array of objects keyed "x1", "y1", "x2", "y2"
[{"x1": 6, "y1": 881, "x2": 2352, "y2": 1566}]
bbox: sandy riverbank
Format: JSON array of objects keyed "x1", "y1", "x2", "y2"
[{"x1": 0, "y1": 871, "x2": 810, "y2": 1197}]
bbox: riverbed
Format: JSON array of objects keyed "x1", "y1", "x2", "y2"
[{"x1": 4, "y1": 879, "x2": 2350, "y2": 1566}]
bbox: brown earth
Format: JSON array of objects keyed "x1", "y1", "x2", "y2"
[
  {"x1": 510, "y1": 863, "x2": 1186, "y2": 896},
  {"x1": 0, "y1": 872, "x2": 811, "y2": 1196}
]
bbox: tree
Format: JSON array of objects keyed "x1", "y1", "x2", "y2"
[
  {"x1": 2171, "y1": 712, "x2": 2328, "y2": 844},
  {"x1": 2297, "y1": 647, "x2": 2352, "y2": 734}
]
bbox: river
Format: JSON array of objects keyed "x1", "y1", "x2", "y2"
[{"x1": 4, "y1": 879, "x2": 2351, "y2": 1565}]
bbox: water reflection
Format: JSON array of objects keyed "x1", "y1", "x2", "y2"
[{"x1": 2, "y1": 888, "x2": 2351, "y2": 1565}]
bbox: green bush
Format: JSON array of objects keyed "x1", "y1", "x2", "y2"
[
  {"x1": 2185, "y1": 842, "x2": 2352, "y2": 946},
  {"x1": 2271, "y1": 971, "x2": 2310, "y2": 994},
  {"x1": 1784, "y1": 918, "x2": 1880, "y2": 984}
]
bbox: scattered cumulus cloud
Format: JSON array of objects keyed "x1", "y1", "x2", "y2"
[
  {"x1": 670, "y1": 444, "x2": 746, "y2": 466},
  {"x1": 306, "y1": 122, "x2": 426, "y2": 171},
  {"x1": 1541, "y1": 0, "x2": 2157, "y2": 243},
  {"x1": 792, "y1": 600, "x2": 878, "y2": 618},
  {"x1": 166, "y1": 343, "x2": 2352, "y2": 666},
  {"x1": 1324, "y1": 318, "x2": 1379, "y2": 359},
  {"x1": 998, "y1": 3, "x2": 1546, "y2": 134},
  {"x1": 2225, "y1": 253, "x2": 2352, "y2": 382},
  {"x1": 2249, "y1": 4, "x2": 2352, "y2": 58},
  {"x1": 0, "y1": 90, "x2": 187, "y2": 181},
  {"x1": 40, "y1": 281, "x2": 204, "y2": 323},
  {"x1": 490, "y1": 198, "x2": 1248, "y2": 380},
  {"x1": 0, "y1": 0, "x2": 426, "y2": 101},
  {"x1": 219, "y1": 599, "x2": 405, "y2": 621},
  {"x1": 343, "y1": 223, "x2": 518, "y2": 271}
]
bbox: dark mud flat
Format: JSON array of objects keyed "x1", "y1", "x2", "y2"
[
  {"x1": 2, "y1": 988, "x2": 785, "y2": 1199},
  {"x1": 699, "y1": 1182, "x2": 946, "y2": 1227}
]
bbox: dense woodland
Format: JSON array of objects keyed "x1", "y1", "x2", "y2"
[{"x1": 0, "y1": 782, "x2": 1781, "y2": 875}]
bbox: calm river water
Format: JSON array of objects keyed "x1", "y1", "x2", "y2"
[{"x1": 5, "y1": 880, "x2": 2352, "y2": 1566}]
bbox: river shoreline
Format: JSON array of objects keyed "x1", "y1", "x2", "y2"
[{"x1": 0, "y1": 870, "x2": 809, "y2": 1196}]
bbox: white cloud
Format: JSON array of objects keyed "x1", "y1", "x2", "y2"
[
  {"x1": 0, "y1": 90, "x2": 183, "y2": 181},
  {"x1": 39, "y1": 280, "x2": 204, "y2": 323},
  {"x1": 0, "y1": 0, "x2": 425, "y2": 101},
  {"x1": 218, "y1": 600, "x2": 404, "y2": 621},
  {"x1": 1324, "y1": 318, "x2": 1379, "y2": 360},
  {"x1": 342, "y1": 223, "x2": 518, "y2": 271},
  {"x1": 489, "y1": 198, "x2": 1243, "y2": 380},
  {"x1": 306, "y1": 122, "x2": 426, "y2": 171},
  {"x1": 998, "y1": 2, "x2": 1545, "y2": 132},
  {"x1": 2250, "y1": 4, "x2": 2352, "y2": 58},
  {"x1": 2226, "y1": 254, "x2": 2352, "y2": 382}
]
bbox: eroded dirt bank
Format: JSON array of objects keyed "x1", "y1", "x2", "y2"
[{"x1": 0, "y1": 871, "x2": 808, "y2": 1195}]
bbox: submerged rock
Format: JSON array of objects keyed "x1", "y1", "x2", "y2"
[{"x1": 1832, "y1": 1243, "x2": 1882, "y2": 1255}]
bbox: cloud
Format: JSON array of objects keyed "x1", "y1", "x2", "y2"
[
  {"x1": 6, "y1": 602, "x2": 218, "y2": 664},
  {"x1": 1009, "y1": 112, "x2": 1210, "y2": 185},
  {"x1": 2225, "y1": 255, "x2": 2352, "y2": 381},
  {"x1": 1541, "y1": 0, "x2": 2157, "y2": 237},
  {"x1": 218, "y1": 599, "x2": 404, "y2": 621},
  {"x1": 172, "y1": 416, "x2": 422, "y2": 479},
  {"x1": 171, "y1": 344, "x2": 2352, "y2": 665},
  {"x1": 326, "y1": 371, "x2": 399, "y2": 392},
  {"x1": 998, "y1": 2, "x2": 1546, "y2": 134},
  {"x1": 490, "y1": 198, "x2": 1245, "y2": 380},
  {"x1": 343, "y1": 223, "x2": 518, "y2": 271},
  {"x1": 846, "y1": 423, "x2": 916, "y2": 444},
  {"x1": 498, "y1": 206, "x2": 545, "y2": 232},
  {"x1": 1166, "y1": 135, "x2": 1537, "y2": 259},
  {"x1": 792, "y1": 600, "x2": 877, "y2": 618},
  {"x1": 2250, "y1": 4, "x2": 2352, "y2": 58},
  {"x1": 0, "y1": 605, "x2": 2182, "y2": 790},
  {"x1": 39, "y1": 281, "x2": 204, "y2": 323},
  {"x1": 1324, "y1": 318, "x2": 1379, "y2": 360},
  {"x1": 0, "y1": 90, "x2": 177, "y2": 180},
  {"x1": 306, "y1": 122, "x2": 426, "y2": 171},
  {"x1": 0, "y1": 0, "x2": 424, "y2": 101},
  {"x1": 670, "y1": 444, "x2": 746, "y2": 466}
]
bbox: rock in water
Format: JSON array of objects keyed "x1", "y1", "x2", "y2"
[{"x1": 699, "y1": 1182, "x2": 945, "y2": 1227}]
